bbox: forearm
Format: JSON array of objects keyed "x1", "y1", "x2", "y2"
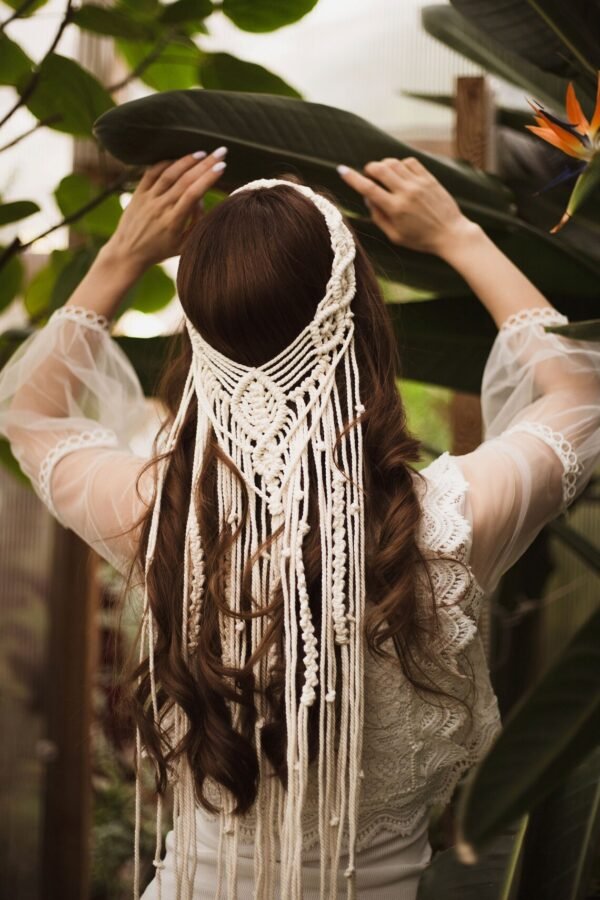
[
  {"x1": 6, "y1": 244, "x2": 144, "y2": 439},
  {"x1": 65, "y1": 241, "x2": 146, "y2": 321},
  {"x1": 437, "y1": 221, "x2": 554, "y2": 329}
]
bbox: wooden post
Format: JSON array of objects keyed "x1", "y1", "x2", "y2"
[{"x1": 452, "y1": 76, "x2": 494, "y2": 656}]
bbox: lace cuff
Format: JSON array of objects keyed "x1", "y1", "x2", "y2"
[
  {"x1": 38, "y1": 427, "x2": 119, "y2": 521},
  {"x1": 502, "y1": 421, "x2": 582, "y2": 508},
  {"x1": 48, "y1": 305, "x2": 112, "y2": 334},
  {"x1": 499, "y1": 306, "x2": 569, "y2": 333}
]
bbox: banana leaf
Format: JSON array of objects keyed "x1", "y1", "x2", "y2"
[
  {"x1": 455, "y1": 606, "x2": 600, "y2": 861},
  {"x1": 92, "y1": 88, "x2": 513, "y2": 218},
  {"x1": 517, "y1": 747, "x2": 600, "y2": 900},
  {"x1": 422, "y1": 5, "x2": 594, "y2": 113},
  {"x1": 417, "y1": 818, "x2": 528, "y2": 900},
  {"x1": 401, "y1": 91, "x2": 535, "y2": 132},
  {"x1": 545, "y1": 319, "x2": 600, "y2": 341},
  {"x1": 450, "y1": 0, "x2": 599, "y2": 86},
  {"x1": 547, "y1": 519, "x2": 600, "y2": 571},
  {"x1": 92, "y1": 90, "x2": 600, "y2": 298}
]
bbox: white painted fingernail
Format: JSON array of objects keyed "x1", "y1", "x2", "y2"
[
  {"x1": 192, "y1": 150, "x2": 206, "y2": 159},
  {"x1": 212, "y1": 161, "x2": 226, "y2": 172},
  {"x1": 337, "y1": 164, "x2": 350, "y2": 175},
  {"x1": 213, "y1": 146, "x2": 228, "y2": 159}
]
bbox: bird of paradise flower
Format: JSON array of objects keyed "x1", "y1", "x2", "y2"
[{"x1": 526, "y1": 72, "x2": 600, "y2": 233}]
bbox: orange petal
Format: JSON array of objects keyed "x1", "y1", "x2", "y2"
[
  {"x1": 566, "y1": 82, "x2": 589, "y2": 133},
  {"x1": 525, "y1": 125, "x2": 586, "y2": 159},
  {"x1": 533, "y1": 110, "x2": 587, "y2": 152},
  {"x1": 590, "y1": 71, "x2": 600, "y2": 135}
]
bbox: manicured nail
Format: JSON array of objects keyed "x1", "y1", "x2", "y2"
[
  {"x1": 192, "y1": 150, "x2": 206, "y2": 159},
  {"x1": 337, "y1": 164, "x2": 350, "y2": 176},
  {"x1": 212, "y1": 146, "x2": 228, "y2": 160},
  {"x1": 212, "y1": 161, "x2": 227, "y2": 172}
]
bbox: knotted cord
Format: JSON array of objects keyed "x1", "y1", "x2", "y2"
[{"x1": 133, "y1": 179, "x2": 366, "y2": 900}]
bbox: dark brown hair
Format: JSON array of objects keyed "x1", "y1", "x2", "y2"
[{"x1": 122, "y1": 178, "x2": 471, "y2": 815}]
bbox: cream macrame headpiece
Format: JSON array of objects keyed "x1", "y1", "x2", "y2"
[{"x1": 134, "y1": 179, "x2": 366, "y2": 900}]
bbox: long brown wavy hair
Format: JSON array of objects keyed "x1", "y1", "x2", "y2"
[{"x1": 121, "y1": 177, "x2": 471, "y2": 817}]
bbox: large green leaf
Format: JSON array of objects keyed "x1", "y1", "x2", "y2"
[
  {"x1": 54, "y1": 174, "x2": 122, "y2": 237},
  {"x1": 120, "y1": 264, "x2": 175, "y2": 313},
  {"x1": 92, "y1": 90, "x2": 600, "y2": 299},
  {"x1": 221, "y1": 0, "x2": 318, "y2": 32},
  {"x1": 422, "y1": 5, "x2": 593, "y2": 113},
  {"x1": 0, "y1": 252, "x2": 23, "y2": 312},
  {"x1": 450, "y1": 0, "x2": 599, "y2": 84},
  {"x1": 72, "y1": 4, "x2": 157, "y2": 39},
  {"x1": 547, "y1": 519, "x2": 600, "y2": 571},
  {"x1": 517, "y1": 747, "x2": 600, "y2": 900},
  {"x1": 21, "y1": 54, "x2": 115, "y2": 137},
  {"x1": 199, "y1": 53, "x2": 302, "y2": 98},
  {"x1": 417, "y1": 818, "x2": 528, "y2": 900},
  {"x1": 23, "y1": 248, "x2": 90, "y2": 318},
  {"x1": 93, "y1": 89, "x2": 514, "y2": 217},
  {"x1": 455, "y1": 606, "x2": 600, "y2": 861},
  {"x1": 158, "y1": 0, "x2": 213, "y2": 24},
  {"x1": 0, "y1": 201, "x2": 39, "y2": 226},
  {"x1": 116, "y1": 36, "x2": 202, "y2": 91},
  {"x1": 0, "y1": 34, "x2": 32, "y2": 87},
  {"x1": 1, "y1": 0, "x2": 49, "y2": 13},
  {"x1": 545, "y1": 318, "x2": 600, "y2": 341}
]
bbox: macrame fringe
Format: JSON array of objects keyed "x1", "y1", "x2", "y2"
[{"x1": 133, "y1": 180, "x2": 366, "y2": 900}]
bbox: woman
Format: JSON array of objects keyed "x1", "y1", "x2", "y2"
[{"x1": 0, "y1": 147, "x2": 598, "y2": 900}]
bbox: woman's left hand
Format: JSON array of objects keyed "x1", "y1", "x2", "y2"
[{"x1": 103, "y1": 147, "x2": 228, "y2": 273}]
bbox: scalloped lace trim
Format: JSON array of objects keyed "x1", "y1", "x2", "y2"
[
  {"x1": 48, "y1": 305, "x2": 111, "y2": 333},
  {"x1": 195, "y1": 452, "x2": 501, "y2": 852},
  {"x1": 38, "y1": 428, "x2": 119, "y2": 520},
  {"x1": 503, "y1": 421, "x2": 582, "y2": 507},
  {"x1": 500, "y1": 307, "x2": 568, "y2": 333}
]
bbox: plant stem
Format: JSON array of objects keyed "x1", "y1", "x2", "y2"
[
  {"x1": 0, "y1": 168, "x2": 139, "y2": 272},
  {"x1": 0, "y1": 0, "x2": 41, "y2": 33},
  {"x1": 107, "y1": 28, "x2": 177, "y2": 92},
  {"x1": 0, "y1": 115, "x2": 63, "y2": 153},
  {"x1": 0, "y1": 0, "x2": 73, "y2": 131}
]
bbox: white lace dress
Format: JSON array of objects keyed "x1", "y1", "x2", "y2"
[{"x1": 1, "y1": 303, "x2": 599, "y2": 899}]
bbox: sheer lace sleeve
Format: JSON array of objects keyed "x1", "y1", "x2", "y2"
[
  {"x1": 0, "y1": 305, "x2": 162, "y2": 576},
  {"x1": 451, "y1": 306, "x2": 600, "y2": 594}
]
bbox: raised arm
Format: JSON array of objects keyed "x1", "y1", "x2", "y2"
[
  {"x1": 0, "y1": 150, "x2": 227, "y2": 574},
  {"x1": 338, "y1": 157, "x2": 600, "y2": 592}
]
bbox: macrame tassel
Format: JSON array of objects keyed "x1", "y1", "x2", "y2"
[{"x1": 133, "y1": 178, "x2": 366, "y2": 900}]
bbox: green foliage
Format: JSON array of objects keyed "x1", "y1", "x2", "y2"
[
  {"x1": 115, "y1": 36, "x2": 203, "y2": 91},
  {"x1": 0, "y1": 200, "x2": 40, "y2": 226},
  {"x1": 158, "y1": 0, "x2": 213, "y2": 25},
  {"x1": 23, "y1": 247, "x2": 97, "y2": 318},
  {"x1": 221, "y1": 0, "x2": 318, "y2": 32},
  {"x1": 0, "y1": 252, "x2": 24, "y2": 311},
  {"x1": 72, "y1": 4, "x2": 157, "y2": 40},
  {"x1": 120, "y1": 264, "x2": 175, "y2": 314},
  {"x1": 21, "y1": 53, "x2": 115, "y2": 136},
  {"x1": 199, "y1": 52, "x2": 302, "y2": 97},
  {"x1": 0, "y1": 34, "x2": 32, "y2": 87},
  {"x1": 455, "y1": 607, "x2": 600, "y2": 859},
  {"x1": 54, "y1": 174, "x2": 123, "y2": 237}
]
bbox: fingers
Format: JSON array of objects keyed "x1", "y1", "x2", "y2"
[
  {"x1": 336, "y1": 165, "x2": 397, "y2": 215},
  {"x1": 338, "y1": 156, "x2": 430, "y2": 202},
  {"x1": 149, "y1": 147, "x2": 224, "y2": 197},
  {"x1": 169, "y1": 149, "x2": 227, "y2": 221}
]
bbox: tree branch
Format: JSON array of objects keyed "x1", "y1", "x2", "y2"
[
  {"x1": 0, "y1": 167, "x2": 140, "y2": 272},
  {"x1": 0, "y1": 0, "x2": 41, "y2": 34},
  {"x1": 0, "y1": 0, "x2": 74, "y2": 131},
  {"x1": 0, "y1": 114, "x2": 63, "y2": 153}
]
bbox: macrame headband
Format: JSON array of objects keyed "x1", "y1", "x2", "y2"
[{"x1": 134, "y1": 179, "x2": 366, "y2": 900}]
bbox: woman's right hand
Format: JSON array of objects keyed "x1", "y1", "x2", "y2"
[{"x1": 337, "y1": 156, "x2": 478, "y2": 257}]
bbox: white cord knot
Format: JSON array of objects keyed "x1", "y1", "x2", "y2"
[
  {"x1": 330, "y1": 815, "x2": 340, "y2": 826},
  {"x1": 325, "y1": 690, "x2": 336, "y2": 702},
  {"x1": 281, "y1": 546, "x2": 292, "y2": 558},
  {"x1": 235, "y1": 620, "x2": 245, "y2": 632},
  {"x1": 153, "y1": 859, "x2": 166, "y2": 870},
  {"x1": 355, "y1": 402, "x2": 365, "y2": 414},
  {"x1": 344, "y1": 866, "x2": 355, "y2": 878}
]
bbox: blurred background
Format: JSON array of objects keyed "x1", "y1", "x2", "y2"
[{"x1": 0, "y1": 0, "x2": 598, "y2": 897}]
